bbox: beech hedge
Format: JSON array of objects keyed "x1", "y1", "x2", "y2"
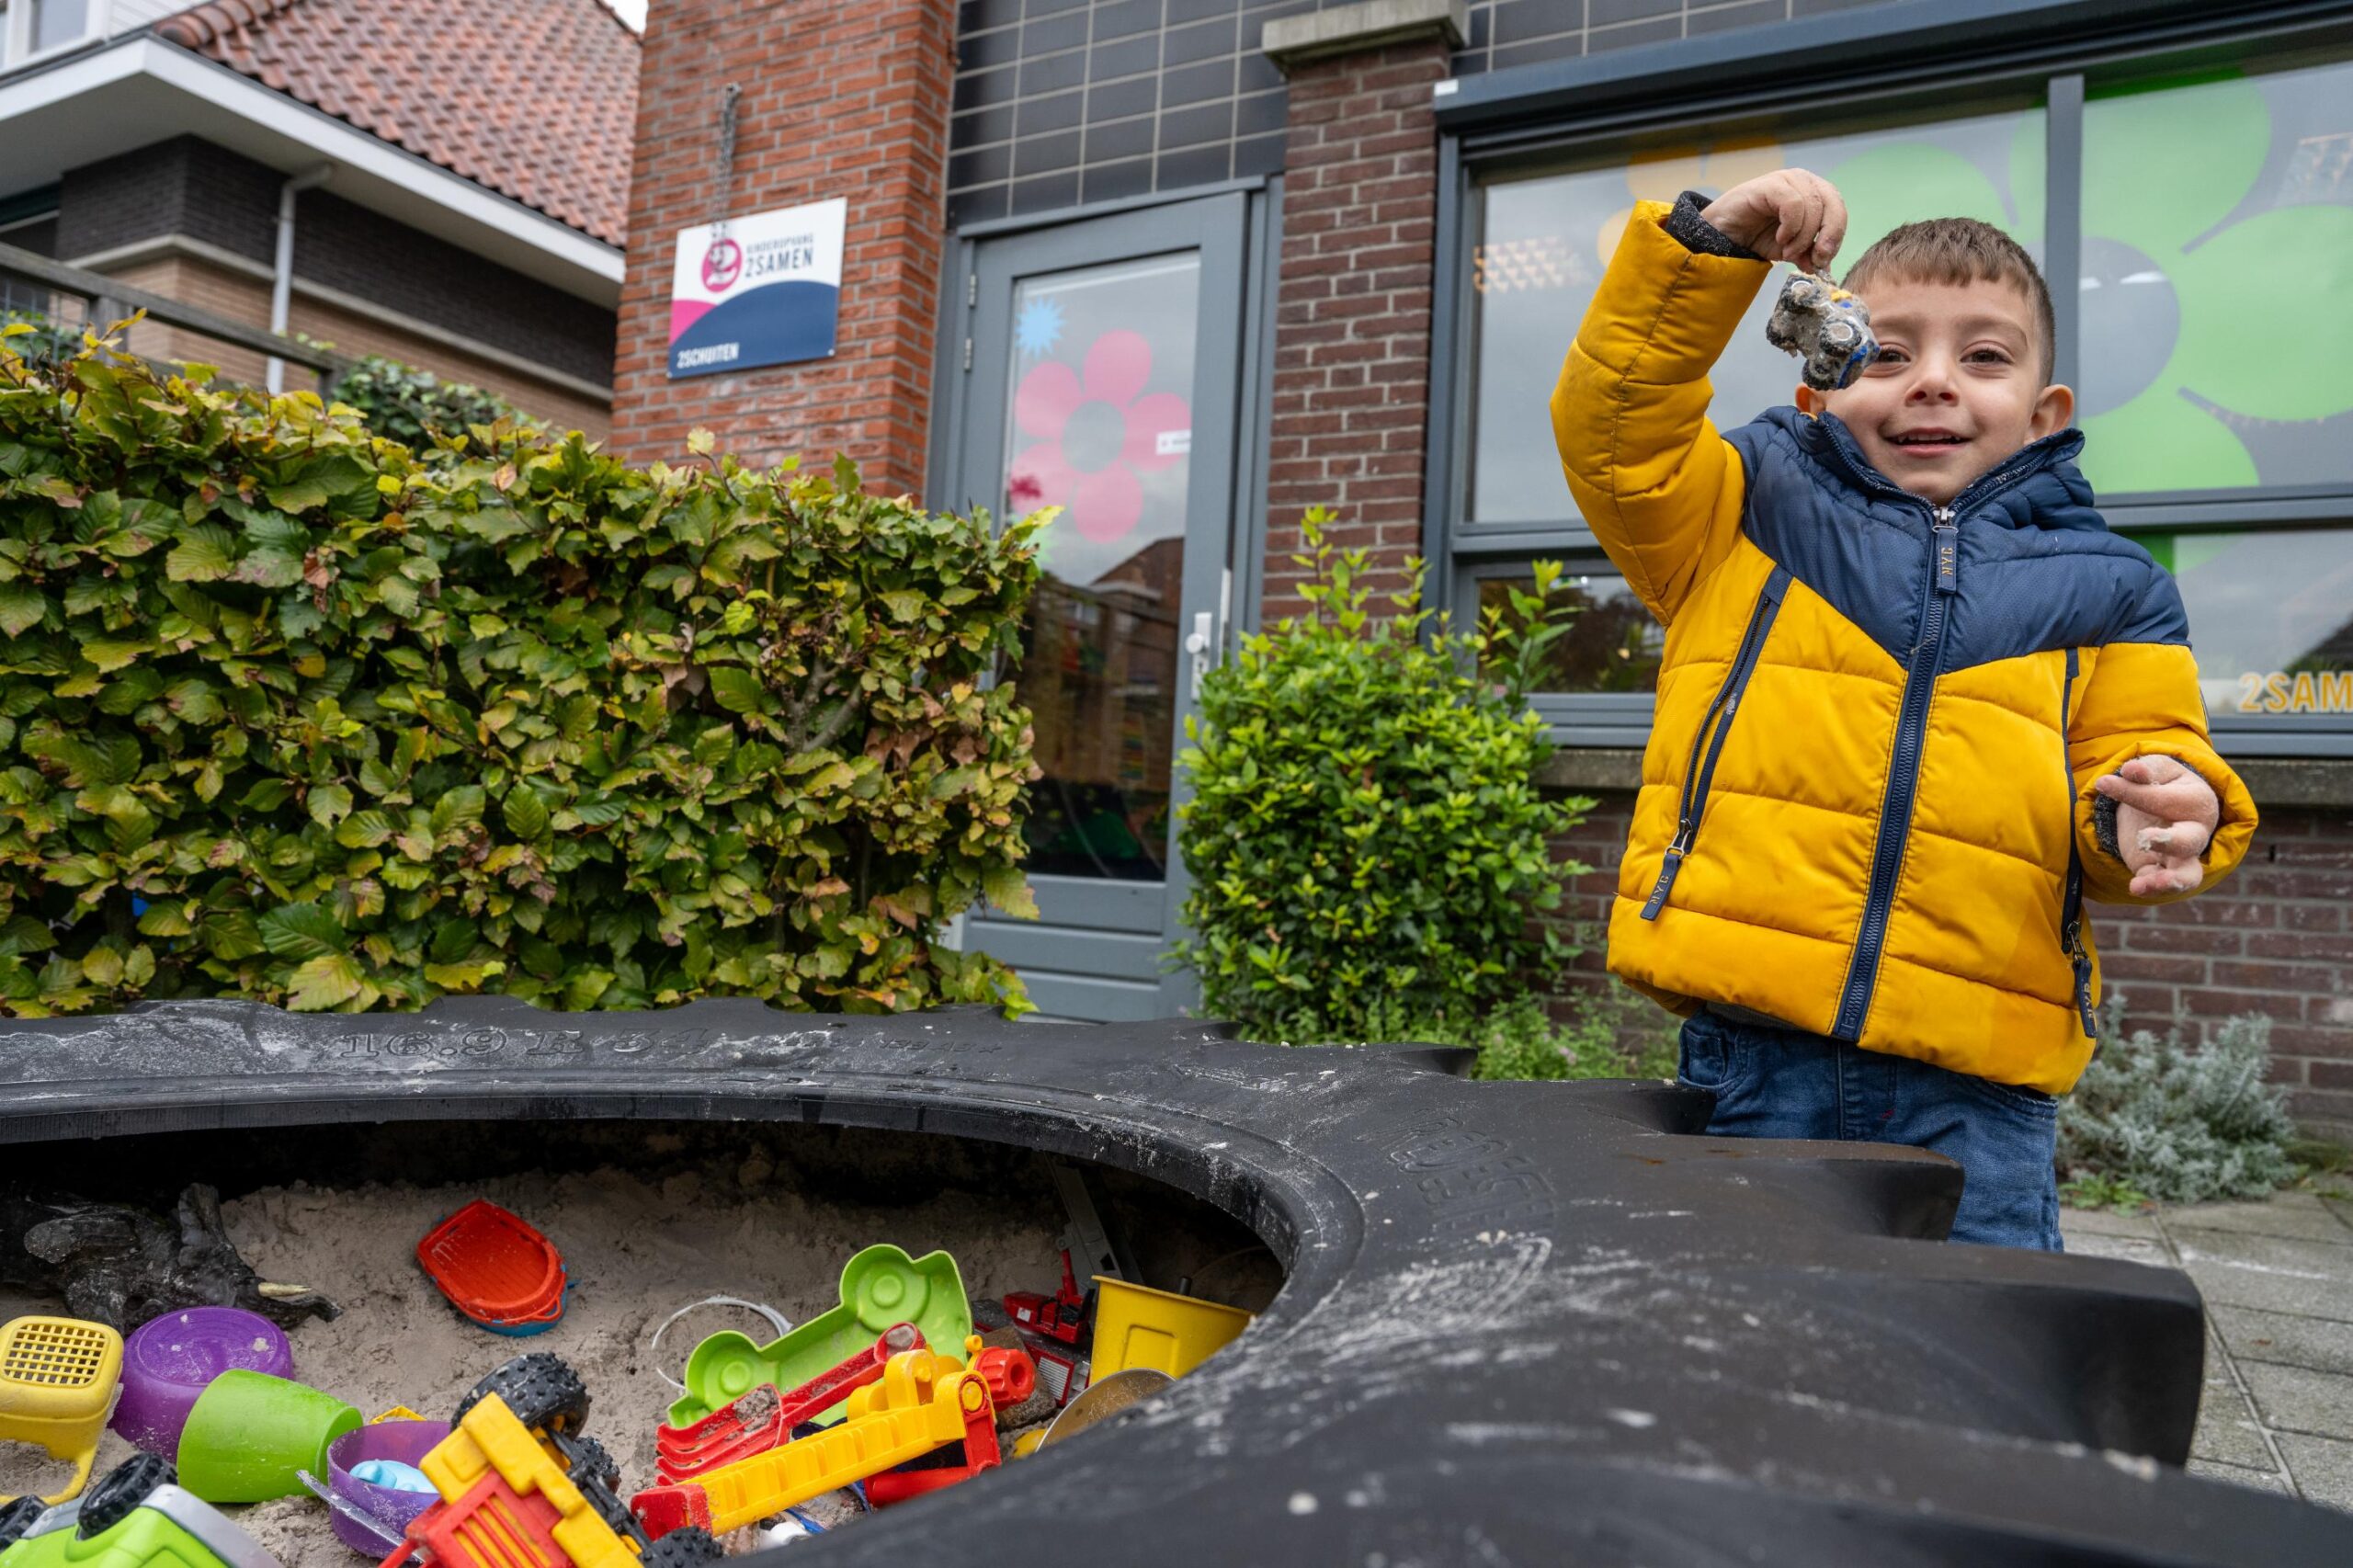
[{"x1": 0, "y1": 323, "x2": 1044, "y2": 1017}]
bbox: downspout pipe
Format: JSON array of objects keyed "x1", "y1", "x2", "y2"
[{"x1": 266, "y1": 164, "x2": 333, "y2": 393}]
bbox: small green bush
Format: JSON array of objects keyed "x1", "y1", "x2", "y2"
[
  {"x1": 331, "y1": 356, "x2": 533, "y2": 449},
  {"x1": 1174, "y1": 510, "x2": 1592, "y2": 1037},
  {"x1": 0, "y1": 325, "x2": 1043, "y2": 1017},
  {"x1": 2059, "y1": 1005, "x2": 2299, "y2": 1204},
  {"x1": 1265, "y1": 989, "x2": 1679, "y2": 1081}
]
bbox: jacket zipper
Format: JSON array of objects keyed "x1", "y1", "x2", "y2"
[
  {"x1": 2059, "y1": 646, "x2": 2098, "y2": 1042},
  {"x1": 1641, "y1": 564, "x2": 1791, "y2": 921},
  {"x1": 1824, "y1": 429, "x2": 2055, "y2": 1041}
]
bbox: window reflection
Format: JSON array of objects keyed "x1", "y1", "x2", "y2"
[
  {"x1": 1471, "y1": 108, "x2": 2042, "y2": 524},
  {"x1": 1001, "y1": 253, "x2": 1199, "y2": 880},
  {"x1": 2078, "y1": 61, "x2": 2353, "y2": 494},
  {"x1": 2143, "y1": 529, "x2": 2353, "y2": 722},
  {"x1": 1476, "y1": 572, "x2": 1665, "y2": 694}
]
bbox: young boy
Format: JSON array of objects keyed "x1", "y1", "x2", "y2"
[{"x1": 1551, "y1": 170, "x2": 2257, "y2": 1249}]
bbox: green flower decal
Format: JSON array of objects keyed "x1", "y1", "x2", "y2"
[
  {"x1": 2075, "y1": 74, "x2": 2353, "y2": 493},
  {"x1": 1825, "y1": 72, "x2": 2353, "y2": 495}
]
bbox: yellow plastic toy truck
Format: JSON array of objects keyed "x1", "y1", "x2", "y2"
[
  {"x1": 385, "y1": 1355, "x2": 718, "y2": 1568},
  {"x1": 631, "y1": 1339, "x2": 1021, "y2": 1535}
]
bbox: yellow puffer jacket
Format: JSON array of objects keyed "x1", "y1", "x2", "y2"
[{"x1": 1552, "y1": 202, "x2": 2257, "y2": 1095}]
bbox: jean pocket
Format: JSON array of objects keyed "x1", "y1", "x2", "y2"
[
  {"x1": 1963, "y1": 1073, "x2": 2060, "y2": 1121},
  {"x1": 1677, "y1": 1014, "x2": 1748, "y2": 1093}
]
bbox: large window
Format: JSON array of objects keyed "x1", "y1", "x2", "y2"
[{"x1": 1449, "y1": 41, "x2": 2353, "y2": 757}]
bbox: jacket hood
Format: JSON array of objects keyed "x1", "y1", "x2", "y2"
[{"x1": 1752, "y1": 407, "x2": 2107, "y2": 535}]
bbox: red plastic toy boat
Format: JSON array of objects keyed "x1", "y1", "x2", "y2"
[{"x1": 415, "y1": 1199, "x2": 566, "y2": 1335}]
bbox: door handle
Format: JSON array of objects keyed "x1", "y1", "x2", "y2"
[{"x1": 1185, "y1": 610, "x2": 1217, "y2": 699}]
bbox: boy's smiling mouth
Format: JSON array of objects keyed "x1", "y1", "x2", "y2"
[{"x1": 1888, "y1": 426, "x2": 1970, "y2": 450}]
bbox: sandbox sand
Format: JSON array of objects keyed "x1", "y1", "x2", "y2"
[{"x1": 2, "y1": 1145, "x2": 1069, "y2": 1564}]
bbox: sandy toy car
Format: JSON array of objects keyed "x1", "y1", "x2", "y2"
[
  {"x1": 0, "y1": 1455, "x2": 277, "y2": 1568},
  {"x1": 385, "y1": 1354, "x2": 717, "y2": 1568},
  {"x1": 1767, "y1": 269, "x2": 1880, "y2": 391}
]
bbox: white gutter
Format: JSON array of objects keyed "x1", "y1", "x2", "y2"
[
  {"x1": 266, "y1": 163, "x2": 332, "y2": 393},
  {"x1": 0, "y1": 36, "x2": 624, "y2": 301}
]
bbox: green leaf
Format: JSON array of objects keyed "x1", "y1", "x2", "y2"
[
  {"x1": 707, "y1": 666, "x2": 766, "y2": 713},
  {"x1": 502, "y1": 785, "x2": 550, "y2": 840},
  {"x1": 81, "y1": 640, "x2": 149, "y2": 673},
  {"x1": 259, "y1": 903, "x2": 347, "y2": 960},
  {"x1": 308, "y1": 783, "x2": 353, "y2": 827},
  {"x1": 336, "y1": 810, "x2": 393, "y2": 848},
  {"x1": 0, "y1": 581, "x2": 45, "y2": 637},
  {"x1": 166, "y1": 525, "x2": 235, "y2": 582},
  {"x1": 238, "y1": 549, "x2": 308, "y2": 589},
  {"x1": 266, "y1": 477, "x2": 332, "y2": 514},
  {"x1": 165, "y1": 678, "x2": 224, "y2": 725},
  {"x1": 424, "y1": 959, "x2": 506, "y2": 991},
  {"x1": 286, "y1": 952, "x2": 366, "y2": 1010},
  {"x1": 983, "y1": 867, "x2": 1039, "y2": 920},
  {"x1": 201, "y1": 911, "x2": 267, "y2": 961},
  {"x1": 430, "y1": 785, "x2": 486, "y2": 836}
]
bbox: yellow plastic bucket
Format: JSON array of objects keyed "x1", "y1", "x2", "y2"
[{"x1": 1090, "y1": 1278, "x2": 1251, "y2": 1379}]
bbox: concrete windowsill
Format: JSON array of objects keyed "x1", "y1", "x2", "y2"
[{"x1": 1535, "y1": 749, "x2": 2353, "y2": 809}]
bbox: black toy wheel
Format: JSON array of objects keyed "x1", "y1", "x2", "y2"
[
  {"x1": 640, "y1": 1527, "x2": 724, "y2": 1568},
  {"x1": 0, "y1": 1496, "x2": 49, "y2": 1548},
  {"x1": 453, "y1": 1351, "x2": 591, "y2": 1433},
  {"x1": 75, "y1": 1454, "x2": 175, "y2": 1540},
  {"x1": 561, "y1": 1433, "x2": 620, "y2": 1492}
]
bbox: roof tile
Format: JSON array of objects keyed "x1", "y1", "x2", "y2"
[{"x1": 154, "y1": 0, "x2": 637, "y2": 248}]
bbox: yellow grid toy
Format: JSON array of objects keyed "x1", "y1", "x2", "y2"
[{"x1": 0, "y1": 1314, "x2": 125, "y2": 1506}]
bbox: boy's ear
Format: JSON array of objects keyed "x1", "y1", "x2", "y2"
[
  {"x1": 1793, "y1": 383, "x2": 1830, "y2": 416},
  {"x1": 2031, "y1": 381, "x2": 2075, "y2": 438}
]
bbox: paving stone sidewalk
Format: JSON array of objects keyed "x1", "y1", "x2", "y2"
[{"x1": 2063, "y1": 1188, "x2": 2353, "y2": 1509}]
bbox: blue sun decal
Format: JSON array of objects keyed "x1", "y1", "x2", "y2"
[{"x1": 1016, "y1": 298, "x2": 1063, "y2": 358}]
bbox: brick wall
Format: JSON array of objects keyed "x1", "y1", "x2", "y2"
[
  {"x1": 608, "y1": 0, "x2": 956, "y2": 484},
  {"x1": 295, "y1": 195, "x2": 616, "y2": 389},
  {"x1": 1260, "y1": 37, "x2": 1448, "y2": 619},
  {"x1": 54, "y1": 137, "x2": 615, "y2": 399},
  {"x1": 57, "y1": 137, "x2": 278, "y2": 265},
  {"x1": 1546, "y1": 790, "x2": 2353, "y2": 1141}
]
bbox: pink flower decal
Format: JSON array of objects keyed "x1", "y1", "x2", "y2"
[{"x1": 1006, "y1": 330, "x2": 1188, "y2": 543}]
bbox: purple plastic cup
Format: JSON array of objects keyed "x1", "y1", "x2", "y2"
[
  {"x1": 326, "y1": 1420, "x2": 451, "y2": 1556},
  {"x1": 110, "y1": 1306, "x2": 295, "y2": 1458}
]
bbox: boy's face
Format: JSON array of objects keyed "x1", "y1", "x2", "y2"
[{"x1": 1793, "y1": 276, "x2": 2075, "y2": 506}]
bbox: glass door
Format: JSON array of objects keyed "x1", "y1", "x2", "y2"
[{"x1": 949, "y1": 194, "x2": 1248, "y2": 1020}]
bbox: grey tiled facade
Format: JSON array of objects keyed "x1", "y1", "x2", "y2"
[{"x1": 948, "y1": 0, "x2": 1909, "y2": 227}]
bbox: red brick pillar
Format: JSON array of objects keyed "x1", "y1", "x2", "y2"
[
  {"x1": 608, "y1": 0, "x2": 954, "y2": 489},
  {"x1": 1259, "y1": 15, "x2": 1454, "y2": 620}
]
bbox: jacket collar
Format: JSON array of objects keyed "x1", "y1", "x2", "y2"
[{"x1": 1756, "y1": 407, "x2": 2105, "y2": 534}]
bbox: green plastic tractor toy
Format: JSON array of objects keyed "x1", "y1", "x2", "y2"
[{"x1": 0, "y1": 1455, "x2": 277, "y2": 1568}]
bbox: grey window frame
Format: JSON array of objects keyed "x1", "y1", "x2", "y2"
[{"x1": 1425, "y1": 0, "x2": 2353, "y2": 760}]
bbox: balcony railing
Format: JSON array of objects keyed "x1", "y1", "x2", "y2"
[{"x1": 0, "y1": 237, "x2": 344, "y2": 388}]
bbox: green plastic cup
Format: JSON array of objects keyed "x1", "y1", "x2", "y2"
[{"x1": 176, "y1": 1369, "x2": 362, "y2": 1503}]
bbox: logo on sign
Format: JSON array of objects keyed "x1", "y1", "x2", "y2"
[{"x1": 702, "y1": 237, "x2": 744, "y2": 292}]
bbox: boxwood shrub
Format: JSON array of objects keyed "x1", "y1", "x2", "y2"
[
  {"x1": 1174, "y1": 510, "x2": 1592, "y2": 1039},
  {"x1": 0, "y1": 323, "x2": 1043, "y2": 1017}
]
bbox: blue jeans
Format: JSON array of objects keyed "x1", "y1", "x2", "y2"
[{"x1": 1677, "y1": 1009, "x2": 2063, "y2": 1251}]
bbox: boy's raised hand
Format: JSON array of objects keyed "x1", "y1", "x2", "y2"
[
  {"x1": 1699, "y1": 170, "x2": 1848, "y2": 274},
  {"x1": 2095, "y1": 755, "x2": 2222, "y2": 895}
]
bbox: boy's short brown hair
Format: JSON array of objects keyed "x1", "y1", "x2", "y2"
[{"x1": 1840, "y1": 218, "x2": 2056, "y2": 383}]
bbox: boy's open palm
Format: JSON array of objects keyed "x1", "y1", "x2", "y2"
[
  {"x1": 2095, "y1": 755, "x2": 2221, "y2": 895},
  {"x1": 1699, "y1": 169, "x2": 1847, "y2": 273}
]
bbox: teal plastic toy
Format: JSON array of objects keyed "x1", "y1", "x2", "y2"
[{"x1": 668, "y1": 1245, "x2": 971, "y2": 1428}]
